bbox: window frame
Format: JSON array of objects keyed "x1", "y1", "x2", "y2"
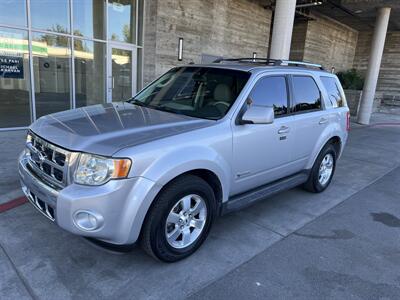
[
  {"x1": 289, "y1": 74, "x2": 323, "y2": 115},
  {"x1": 245, "y1": 74, "x2": 291, "y2": 119}
]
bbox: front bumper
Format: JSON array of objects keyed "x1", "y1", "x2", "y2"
[{"x1": 19, "y1": 152, "x2": 162, "y2": 245}]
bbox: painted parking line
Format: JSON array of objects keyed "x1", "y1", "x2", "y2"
[{"x1": 0, "y1": 196, "x2": 27, "y2": 213}]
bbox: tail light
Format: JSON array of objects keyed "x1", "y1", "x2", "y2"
[{"x1": 346, "y1": 111, "x2": 350, "y2": 131}]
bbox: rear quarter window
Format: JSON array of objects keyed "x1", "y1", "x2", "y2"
[{"x1": 320, "y1": 76, "x2": 347, "y2": 108}]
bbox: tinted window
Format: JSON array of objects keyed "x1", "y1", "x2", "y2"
[
  {"x1": 320, "y1": 76, "x2": 346, "y2": 108},
  {"x1": 131, "y1": 67, "x2": 250, "y2": 120},
  {"x1": 249, "y1": 76, "x2": 288, "y2": 116},
  {"x1": 292, "y1": 76, "x2": 321, "y2": 113}
]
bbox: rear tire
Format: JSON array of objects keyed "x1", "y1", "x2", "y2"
[
  {"x1": 303, "y1": 143, "x2": 337, "y2": 193},
  {"x1": 141, "y1": 175, "x2": 216, "y2": 262}
]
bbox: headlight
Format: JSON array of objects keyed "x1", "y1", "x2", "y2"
[{"x1": 74, "y1": 154, "x2": 131, "y2": 186}]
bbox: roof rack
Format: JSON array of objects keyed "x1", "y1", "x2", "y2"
[{"x1": 212, "y1": 58, "x2": 324, "y2": 70}]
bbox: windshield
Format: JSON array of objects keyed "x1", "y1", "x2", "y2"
[{"x1": 128, "y1": 67, "x2": 250, "y2": 120}]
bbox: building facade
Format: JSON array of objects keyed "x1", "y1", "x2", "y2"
[
  {"x1": 0, "y1": 0, "x2": 143, "y2": 129},
  {"x1": 0, "y1": 0, "x2": 399, "y2": 130}
]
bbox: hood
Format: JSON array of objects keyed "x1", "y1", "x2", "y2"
[{"x1": 30, "y1": 102, "x2": 213, "y2": 156}]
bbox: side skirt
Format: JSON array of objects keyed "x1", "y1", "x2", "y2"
[{"x1": 221, "y1": 171, "x2": 310, "y2": 215}]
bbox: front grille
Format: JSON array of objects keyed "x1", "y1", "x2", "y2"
[
  {"x1": 27, "y1": 133, "x2": 71, "y2": 189},
  {"x1": 26, "y1": 189, "x2": 55, "y2": 221}
]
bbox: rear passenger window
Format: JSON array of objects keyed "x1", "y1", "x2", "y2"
[
  {"x1": 292, "y1": 76, "x2": 321, "y2": 113},
  {"x1": 249, "y1": 76, "x2": 288, "y2": 117},
  {"x1": 320, "y1": 76, "x2": 346, "y2": 108}
]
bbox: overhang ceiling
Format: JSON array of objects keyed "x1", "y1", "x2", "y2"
[
  {"x1": 313, "y1": 0, "x2": 400, "y2": 31},
  {"x1": 266, "y1": 0, "x2": 400, "y2": 31}
]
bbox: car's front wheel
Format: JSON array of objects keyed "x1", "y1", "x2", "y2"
[{"x1": 141, "y1": 175, "x2": 216, "y2": 262}]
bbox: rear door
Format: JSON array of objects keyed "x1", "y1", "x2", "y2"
[
  {"x1": 290, "y1": 74, "x2": 330, "y2": 170},
  {"x1": 231, "y1": 74, "x2": 297, "y2": 195}
]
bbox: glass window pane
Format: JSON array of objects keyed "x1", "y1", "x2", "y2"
[
  {"x1": 32, "y1": 32, "x2": 71, "y2": 117},
  {"x1": 292, "y1": 76, "x2": 321, "y2": 113},
  {"x1": 74, "y1": 39, "x2": 106, "y2": 107},
  {"x1": 0, "y1": 0, "x2": 27, "y2": 27},
  {"x1": 73, "y1": 0, "x2": 105, "y2": 39},
  {"x1": 108, "y1": 0, "x2": 136, "y2": 44},
  {"x1": 0, "y1": 27, "x2": 31, "y2": 127},
  {"x1": 321, "y1": 76, "x2": 346, "y2": 108},
  {"x1": 134, "y1": 67, "x2": 250, "y2": 120},
  {"x1": 31, "y1": 0, "x2": 70, "y2": 33},
  {"x1": 250, "y1": 76, "x2": 288, "y2": 116},
  {"x1": 111, "y1": 48, "x2": 132, "y2": 101}
]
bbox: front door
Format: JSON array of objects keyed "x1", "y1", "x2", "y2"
[
  {"x1": 231, "y1": 75, "x2": 296, "y2": 195},
  {"x1": 107, "y1": 45, "x2": 137, "y2": 102}
]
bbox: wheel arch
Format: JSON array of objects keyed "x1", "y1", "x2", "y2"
[
  {"x1": 306, "y1": 134, "x2": 343, "y2": 170},
  {"x1": 175, "y1": 169, "x2": 223, "y2": 212},
  {"x1": 150, "y1": 168, "x2": 224, "y2": 213}
]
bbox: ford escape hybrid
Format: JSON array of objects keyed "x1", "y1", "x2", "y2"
[{"x1": 19, "y1": 58, "x2": 349, "y2": 262}]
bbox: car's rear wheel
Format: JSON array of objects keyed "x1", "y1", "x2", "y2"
[
  {"x1": 141, "y1": 175, "x2": 216, "y2": 262},
  {"x1": 303, "y1": 143, "x2": 337, "y2": 193}
]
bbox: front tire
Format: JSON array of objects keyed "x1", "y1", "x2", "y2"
[
  {"x1": 303, "y1": 143, "x2": 337, "y2": 193},
  {"x1": 141, "y1": 175, "x2": 216, "y2": 262}
]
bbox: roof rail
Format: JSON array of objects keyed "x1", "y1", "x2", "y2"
[
  {"x1": 280, "y1": 60, "x2": 324, "y2": 70},
  {"x1": 213, "y1": 58, "x2": 324, "y2": 70},
  {"x1": 213, "y1": 58, "x2": 282, "y2": 65}
]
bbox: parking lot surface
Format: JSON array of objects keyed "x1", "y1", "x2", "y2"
[
  {"x1": 192, "y1": 166, "x2": 400, "y2": 300},
  {"x1": 0, "y1": 113, "x2": 399, "y2": 299}
]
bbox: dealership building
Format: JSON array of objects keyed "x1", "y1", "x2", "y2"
[{"x1": 0, "y1": 0, "x2": 399, "y2": 130}]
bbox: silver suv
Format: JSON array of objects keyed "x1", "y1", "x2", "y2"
[{"x1": 19, "y1": 59, "x2": 349, "y2": 262}]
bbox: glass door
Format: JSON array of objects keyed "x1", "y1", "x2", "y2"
[{"x1": 107, "y1": 45, "x2": 136, "y2": 102}]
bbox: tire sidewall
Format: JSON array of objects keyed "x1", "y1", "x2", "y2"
[
  {"x1": 312, "y1": 144, "x2": 337, "y2": 192},
  {"x1": 150, "y1": 178, "x2": 216, "y2": 261}
]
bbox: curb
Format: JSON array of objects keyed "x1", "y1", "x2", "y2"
[{"x1": 0, "y1": 196, "x2": 27, "y2": 213}]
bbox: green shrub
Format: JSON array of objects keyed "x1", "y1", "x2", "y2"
[{"x1": 336, "y1": 69, "x2": 364, "y2": 90}]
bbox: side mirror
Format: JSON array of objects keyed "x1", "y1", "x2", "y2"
[{"x1": 241, "y1": 106, "x2": 274, "y2": 124}]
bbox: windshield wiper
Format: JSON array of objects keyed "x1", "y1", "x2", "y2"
[
  {"x1": 126, "y1": 99, "x2": 148, "y2": 107},
  {"x1": 127, "y1": 99, "x2": 176, "y2": 114}
]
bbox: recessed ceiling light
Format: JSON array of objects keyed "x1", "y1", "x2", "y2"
[{"x1": 354, "y1": 10, "x2": 363, "y2": 14}]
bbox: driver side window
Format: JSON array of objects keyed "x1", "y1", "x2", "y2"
[{"x1": 249, "y1": 76, "x2": 288, "y2": 117}]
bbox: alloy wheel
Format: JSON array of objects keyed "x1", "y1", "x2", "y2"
[
  {"x1": 318, "y1": 153, "x2": 334, "y2": 186},
  {"x1": 165, "y1": 194, "x2": 207, "y2": 249}
]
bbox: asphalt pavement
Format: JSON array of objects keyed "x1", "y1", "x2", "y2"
[{"x1": 191, "y1": 166, "x2": 400, "y2": 300}]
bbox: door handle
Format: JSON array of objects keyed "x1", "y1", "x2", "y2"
[
  {"x1": 278, "y1": 126, "x2": 290, "y2": 134},
  {"x1": 319, "y1": 118, "x2": 328, "y2": 125}
]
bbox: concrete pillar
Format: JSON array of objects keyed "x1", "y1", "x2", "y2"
[
  {"x1": 357, "y1": 7, "x2": 391, "y2": 125},
  {"x1": 269, "y1": 0, "x2": 297, "y2": 60}
]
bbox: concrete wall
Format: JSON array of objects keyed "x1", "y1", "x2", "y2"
[
  {"x1": 290, "y1": 13, "x2": 358, "y2": 72},
  {"x1": 353, "y1": 31, "x2": 400, "y2": 99},
  {"x1": 290, "y1": 22, "x2": 307, "y2": 61},
  {"x1": 142, "y1": 0, "x2": 158, "y2": 86},
  {"x1": 143, "y1": 0, "x2": 272, "y2": 85}
]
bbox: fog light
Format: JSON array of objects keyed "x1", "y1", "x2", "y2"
[{"x1": 73, "y1": 210, "x2": 103, "y2": 231}]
